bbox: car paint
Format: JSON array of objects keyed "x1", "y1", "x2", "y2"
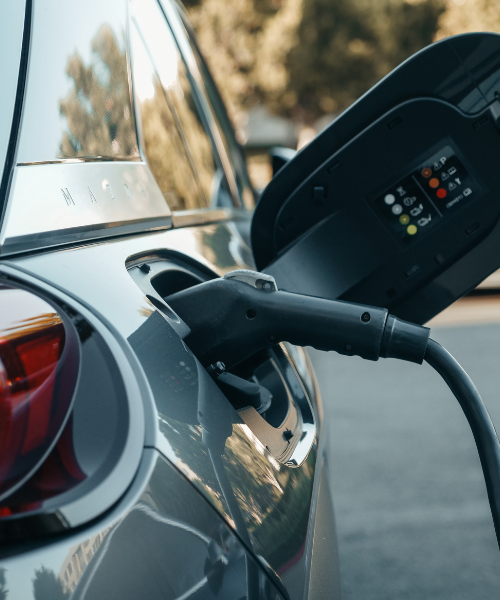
[
  {"x1": 0, "y1": 448, "x2": 282, "y2": 600},
  {"x1": 0, "y1": 220, "x2": 339, "y2": 599},
  {"x1": 0, "y1": 1, "x2": 340, "y2": 598}
]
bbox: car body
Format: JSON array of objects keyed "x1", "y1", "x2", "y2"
[{"x1": 0, "y1": 2, "x2": 338, "y2": 599}]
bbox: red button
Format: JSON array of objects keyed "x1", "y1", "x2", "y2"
[{"x1": 436, "y1": 188, "x2": 447, "y2": 199}]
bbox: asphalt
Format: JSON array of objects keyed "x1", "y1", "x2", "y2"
[{"x1": 308, "y1": 322, "x2": 500, "y2": 600}]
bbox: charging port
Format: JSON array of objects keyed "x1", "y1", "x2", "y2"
[{"x1": 126, "y1": 254, "x2": 317, "y2": 466}]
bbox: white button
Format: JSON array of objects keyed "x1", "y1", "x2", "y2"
[
  {"x1": 392, "y1": 204, "x2": 403, "y2": 215},
  {"x1": 384, "y1": 193, "x2": 395, "y2": 205}
]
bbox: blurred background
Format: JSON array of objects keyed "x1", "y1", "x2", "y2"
[
  {"x1": 184, "y1": 1, "x2": 500, "y2": 598},
  {"x1": 184, "y1": 0, "x2": 500, "y2": 190}
]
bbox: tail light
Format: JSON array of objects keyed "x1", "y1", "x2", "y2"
[{"x1": 0, "y1": 284, "x2": 80, "y2": 505}]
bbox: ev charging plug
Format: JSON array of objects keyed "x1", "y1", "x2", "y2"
[
  {"x1": 167, "y1": 269, "x2": 500, "y2": 553},
  {"x1": 167, "y1": 270, "x2": 430, "y2": 369}
]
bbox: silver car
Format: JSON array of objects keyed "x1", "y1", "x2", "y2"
[
  {"x1": 4, "y1": 1, "x2": 500, "y2": 598},
  {"x1": 0, "y1": 1, "x2": 335, "y2": 599}
]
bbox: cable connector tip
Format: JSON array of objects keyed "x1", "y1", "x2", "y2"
[{"x1": 380, "y1": 315, "x2": 430, "y2": 364}]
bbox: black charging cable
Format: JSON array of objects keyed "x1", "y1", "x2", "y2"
[
  {"x1": 424, "y1": 339, "x2": 500, "y2": 549},
  {"x1": 167, "y1": 269, "x2": 500, "y2": 551}
]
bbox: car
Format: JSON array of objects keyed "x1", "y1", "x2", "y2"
[
  {"x1": 0, "y1": 1, "x2": 335, "y2": 599},
  {"x1": 3, "y1": 2, "x2": 500, "y2": 599}
]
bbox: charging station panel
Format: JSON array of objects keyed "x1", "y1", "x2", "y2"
[
  {"x1": 371, "y1": 143, "x2": 481, "y2": 246},
  {"x1": 251, "y1": 33, "x2": 500, "y2": 324}
]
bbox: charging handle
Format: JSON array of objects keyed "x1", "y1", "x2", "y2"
[
  {"x1": 167, "y1": 270, "x2": 430, "y2": 369},
  {"x1": 167, "y1": 269, "x2": 500, "y2": 553}
]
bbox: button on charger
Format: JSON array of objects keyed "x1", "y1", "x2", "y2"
[{"x1": 465, "y1": 222, "x2": 480, "y2": 235}]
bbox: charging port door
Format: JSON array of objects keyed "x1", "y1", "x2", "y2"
[{"x1": 252, "y1": 32, "x2": 500, "y2": 324}]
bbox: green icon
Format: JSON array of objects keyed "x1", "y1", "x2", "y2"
[
  {"x1": 407, "y1": 224, "x2": 417, "y2": 236},
  {"x1": 399, "y1": 214, "x2": 410, "y2": 225}
]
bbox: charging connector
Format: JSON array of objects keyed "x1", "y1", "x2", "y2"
[
  {"x1": 167, "y1": 270, "x2": 430, "y2": 369},
  {"x1": 167, "y1": 269, "x2": 500, "y2": 551}
]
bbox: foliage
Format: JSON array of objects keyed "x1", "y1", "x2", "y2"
[
  {"x1": 59, "y1": 25, "x2": 138, "y2": 159},
  {"x1": 32, "y1": 567, "x2": 68, "y2": 600},
  {"x1": 286, "y1": 0, "x2": 446, "y2": 123},
  {"x1": 140, "y1": 79, "x2": 206, "y2": 210},
  {"x1": 436, "y1": 0, "x2": 500, "y2": 38},
  {"x1": 186, "y1": 0, "x2": 302, "y2": 128},
  {"x1": 186, "y1": 0, "x2": 445, "y2": 126},
  {"x1": 0, "y1": 568, "x2": 7, "y2": 600}
]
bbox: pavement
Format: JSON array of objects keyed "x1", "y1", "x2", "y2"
[{"x1": 308, "y1": 300, "x2": 500, "y2": 600}]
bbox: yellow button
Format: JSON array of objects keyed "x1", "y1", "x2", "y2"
[
  {"x1": 407, "y1": 224, "x2": 418, "y2": 235},
  {"x1": 399, "y1": 214, "x2": 410, "y2": 225}
]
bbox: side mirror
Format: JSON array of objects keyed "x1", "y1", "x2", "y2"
[
  {"x1": 269, "y1": 146, "x2": 297, "y2": 177},
  {"x1": 251, "y1": 33, "x2": 500, "y2": 324}
]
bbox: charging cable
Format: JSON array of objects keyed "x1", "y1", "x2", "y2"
[
  {"x1": 424, "y1": 340, "x2": 500, "y2": 548},
  {"x1": 167, "y1": 269, "x2": 500, "y2": 550}
]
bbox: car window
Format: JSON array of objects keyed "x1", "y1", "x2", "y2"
[
  {"x1": 130, "y1": 23, "x2": 204, "y2": 210},
  {"x1": 179, "y1": 15, "x2": 256, "y2": 209},
  {"x1": 17, "y1": 0, "x2": 139, "y2": 164},
  {"x1": 130, "y1": 0, "x2": 234, "y2": 210},
  {"x1": 0, "y1": 0, "x2": 25, "y2": 192}
]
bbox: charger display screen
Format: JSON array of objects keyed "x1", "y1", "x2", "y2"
[{"x1": 371, "y1": 145, "x2": 481, "y2": 245}]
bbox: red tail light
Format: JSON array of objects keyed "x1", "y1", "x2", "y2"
[{"x1": 0, "y1": 284, "x2": 80, "y2": 502}]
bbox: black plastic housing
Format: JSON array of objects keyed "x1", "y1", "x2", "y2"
[
  {"x1": 168, "y1": 278, "x2": 388, "y2": 367},
  {"x1": 167, "y1": 278, "x2": 429, "y2": 369},
  {"x1": 251, "y1": 33, "x2": 500, "y2": 324}
]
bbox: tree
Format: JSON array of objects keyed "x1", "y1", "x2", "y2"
[
  {"x1": 186, "y1": 0, "x2": 302, "y2": 130},
  {"x1": 287, "y1": 0, "x2": 446, "y2": 123},
  {"x1": 436, "y1": 0, "x2": 500, "y2": 39},
  {"x1": 0, "y1": 568, "x2": 8, "y2": 600},
  {"x1": 32, "y1": 567, "x2": 68, "y2": 600},
  {"x1": 59, "y1": 25, "x2": 139, "y2": 159},
  {"x1": 187, "y1": 0, "x2": 445, "y2": 128}
]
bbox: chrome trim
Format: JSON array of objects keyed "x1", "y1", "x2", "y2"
[
  {"x1": 0, "y1": 161, "x2": 172, "y2": 255},
  {"x1": 279, "y1": 342, "x2": 317, "y2": 468},
  {"x1": 224, "y1": 269, "x2": 277, "y2": 291},
  {"x1": 171, "y1": 207, "x2": 249, "y2": 228},
  {"x1": 127, "y1": 258, "x2": 192, "y2": 339},
  {"x1": 17, "y1": 156, "x2": 142, "y2": 166},
  {"x1": 0, "y1": 263, "x2": 149, "y2": 530},
  {"x1": 171, "y1": 208, "x2": 230, "y2": 228}
]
